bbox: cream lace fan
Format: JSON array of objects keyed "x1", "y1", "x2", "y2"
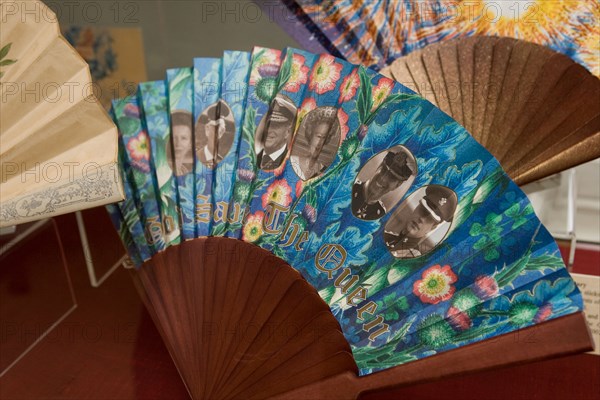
[{"x1": 0, "y1": 0, "x2": 123, "y2": 227}]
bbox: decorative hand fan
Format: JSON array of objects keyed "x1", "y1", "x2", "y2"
[
  {"x1": 380, "y1": 36, "x2": 600, "y2": 185},
  {"x1": 278, "y1": 0, "x2": 600, "y2": 75},
  {"x1": 0, "y1": 0, "x2": 123, "y2": 227},
  {"x1": 107, "y1": 47, "x2": 592, "y2": 399}
]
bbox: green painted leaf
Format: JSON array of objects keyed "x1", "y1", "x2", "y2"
[
  {"x1": 0, "y1": 43, "x2": 12, "y2": 60},
  {"x1": 276, "y1": 52, "x2": 293, "y2": 92},
  {"x1": 0, "y1": 59, "x2": 16, "y2": 67}
]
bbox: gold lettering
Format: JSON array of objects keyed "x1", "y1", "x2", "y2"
[
  {"x1": 144, "y1": 215, "x2": 163, "y2": 245},
  {"x1": 163, "y1": 215, "x2": 175, "y2": 234},
  {"x1": 263, "y1": 202, "x2": 289, "y2": 234},
  {"x1": 346, "y1": 286, "x2": 367, "y2": 306},
  {"x1": 315, "y1": 244, "x2": 347, "y2": 279},
  {"x1": 196, "y1": 195, "x2": 211, "y2": 223},
  {"x1": 357, "y1": 301, "x2": 378, "y2": 321},
  {"x1": 294, "y1": 231, "x2": 309, "y2": 251},
  {"x1": 279, "y1": 213, "x2": 299, "y2": 247},
  {"x1": 213, "y1": 201, "x2": 229, "y2": 223},
  {"x1": 334, "y1": 268, "x2": 359, "y2": 294},
  {"x1": 227, "y1": 202, "x2": 242, "y2": 224},
  {"x1": 363, "y1": 314, "x2": 390, "y2": 341}
]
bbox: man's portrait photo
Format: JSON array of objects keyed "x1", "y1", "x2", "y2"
[
  {"x1": 195, "y1": 100, "x2": 235, "y2": 167},
  {"x1": 384, "y1": 185, "x2": 458, "y2": 259},
  {"x1": 255, "y1": 94, "x2": 298, "y2": 171},
  {"x1": 290, "y1": 106, "x2": 341, "y2": 181},
  {"x1": 167, "y1": 110, "x2": 194, "y2": 177},
  {"x1": 352, "y1": 146, "x2": 417, "y2": 220}
]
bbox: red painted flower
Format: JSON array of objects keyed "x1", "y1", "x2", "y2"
[
  {"x1": 446, "y1": 306, "x2": 473, "y2": 331},
  {"x1": 337, "y1": 108, "x2": 349, "y2": 141},
  {"x1": 473, "y1": 275, "x2": 499, "y2": 300},
  {"x1": 338, "y1": 69, "x2": 360, "y2": 103},
  {"x1": 371, "y1": 77, "x2": 394, "y2": 111},
  {"x1": 413, "y1": 265, "x2": 458, "y2": 304},
  {"x1": 309, "y1": 54, "x2": 342, "y2": 95},
  {"x1": 534, "y1": 303, "x2": 553, "y2": 323},
  {"x1": 262, "y1": 179, "x2": 292, "y2": 209},
  {"x1": 126, "y1": 130, "x2": 151, "y2": 172},
  {"x1": 284, "y1": 53, "x2": 309, "y2": 93}
]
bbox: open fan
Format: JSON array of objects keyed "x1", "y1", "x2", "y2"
[
  {"x1": 278, "y1": 0, "x2": 600, "y2": 75},
  {"x1": 0, "y1": 0, "x2": 123, "y2": 227},
  {"x1": 107, "y1": 47, "x2": 592, "y2": 399},
  {"x1": 380, "y1": 36, "x2": 600, "y2": 185}
]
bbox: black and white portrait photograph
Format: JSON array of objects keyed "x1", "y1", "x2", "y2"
[
  {"x1": 290, "y1": 106, "x2": 341, "y2": 181},
  {"x1": 195, "y1": 100, "x2": 235, "y2": 167},
  {"x1": 167, "y1": 110, "x2": 194, "y2": 176},
  {"x1": 352, "y1": 145, "x2": 417, "y2": 220},
  {"x1": 254, "y1": 94, "x2": 298, "y2": 171},
  {"x1": 384, "y1": 185, "x2": 457, "y2": 258}
]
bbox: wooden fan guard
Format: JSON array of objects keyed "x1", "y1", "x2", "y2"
[{"x1": 131, "y1": 237, "x2": 592, "y2": 400}]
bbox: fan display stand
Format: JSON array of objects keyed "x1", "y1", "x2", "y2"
[
  {"x1": 130, "y1": 236, "x2": 592, "y2": 400},
  {"x1": 0, "y1": 218, "x2": 77, "y2": 378}
]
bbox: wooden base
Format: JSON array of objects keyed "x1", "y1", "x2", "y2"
[{"x1": 275, "y1": 312, "x2": 593, "y2": 399}]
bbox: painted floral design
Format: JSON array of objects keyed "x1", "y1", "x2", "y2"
[
  {"x1": 473, "y1": 275, "x2": 499, "y2": 300},
  {"x1": 63, "y1": 26, "x2": 116, "y2": 81},
  {"x1": 243, "y1": 211, "x2": 264, "y2": 243},
  {"x1": 371, "y1": 77, "x2": 394, "y2": 111},
  {"x1": 261, "y1": 179, "x2": 292, "y2": 209},
  {"x1": 417, "y1": 314, "x2": 455, "y2": 348},
  {"x1": 338, "y1": 69, "x2": 360, "y2": 102},
  {"x1": 284, "y1": 54, "x2": 309, "y2": 93},
  {"x1": 338, "y1": 108, "x2": 350, "y2": 140},
  {"x1": 309, "y1": 54, "x2": 342, "y2": 94},
  {"x1": 413, "y1": 265, "x2": 457, "y2": 304},
  {"x1": 124, "y1": 102, "x2": 140, "y2": 118},
  {"x1": 126, "y1": 130, "x2": 151, "y2": 172},
  {"x1": 250, "y1": 48, "x2": 280, "y2": 84}
]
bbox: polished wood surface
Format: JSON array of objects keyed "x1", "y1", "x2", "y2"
[{"x1": 0, "y1": 208, "x2": 598, "y2": 399}]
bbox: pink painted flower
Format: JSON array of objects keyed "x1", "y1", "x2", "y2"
[
  {"x1": 127, "y1": 131, "x2": 150, "y2": 162},
  {"x1": 338, "y1": 70, "x2": 360, "y2": 103},
  {"x1": 261, "y1": 179, "x2": 292, "y2": 209},
  {"x1": 309, "y1": 54, "x2": 343, "y2": 95},
  {"x1": 446, "y1": 306, "x2": 473, "y2": 331},
  {"x1": 337, "y1": 108, "x2": 349, "y2": 141},
  {"x1": 413, "y1": 265, "x2": 458, "y2": 304},
  {"x1": 243, "y1": 211, "x2": 264, "y2": 243},
  {"x1": 473, "y1": 275, "x2": 499, "y2": 300},
  {"x1": 284, "y1": 54, "x2": 309, "y2": 93},
  {"x1": 534, "y1": 304, "x2": 553, "y2": 323},
  {"x1": 371, "y1": 77, "x2": 394, "y2": 111}
]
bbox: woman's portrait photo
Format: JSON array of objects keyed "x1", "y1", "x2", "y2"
[
  {"x1": 195, "y1": 100, "x2": 235, "y2": 167},
  {"x1": 383, "y1": 185, "x2": 457, "y2": 259},
  {"x1": 167, "y1": 110, "x2": 194, "y2": 176},
  {"x1": 290, "y1": 106, "x2": 341, "y2": 181},
  {"x1": 352, "y1": 145, "x2": 417, "y2": 220},
  {"x1": 254, "y1": 94, "x2": 298, "y2": 171}
]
